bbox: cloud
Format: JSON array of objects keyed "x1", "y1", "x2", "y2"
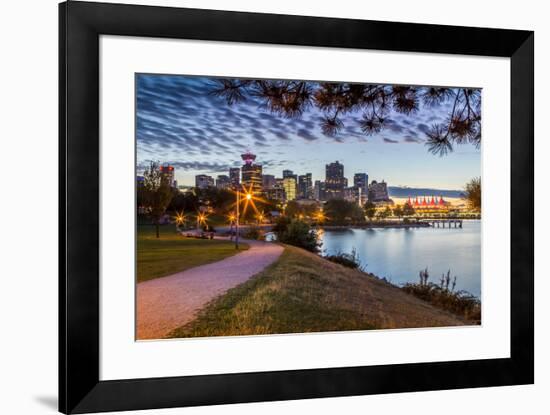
[
  {"x1": 384, "y1": 118, "x2": 405, "y2": 133},
  {"x1": 137, "y1": 160, "x2": 237, "y2": 173},
  {"x1": 296, "y1": 128, "x2": 318, "y2": 141},
  {"x1": 136, "y1": 74, "x2": 478, "y2": 185},
  {"x1": 416, "y1": 123, "x2": 430, "y2": 134}
]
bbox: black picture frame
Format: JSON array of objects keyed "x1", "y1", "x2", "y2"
[{"x1": 59, "y1": 1, "x2": 534, "y2": 413}]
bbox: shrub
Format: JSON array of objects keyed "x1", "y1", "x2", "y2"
[
  {"x1": 276, "y1": 219, "x2": 320, "y2": 252},
  {"x1": 272, "y1": 216, "x2": 291, "y2": 234},
  {"x1": 402, "y1": 268, "x2": 481, "y2": 322},
  {"x1": 243, "y1": 225, "x2": 262, "y2": 240},
  {"x1": 325, "y1": 248, "x2": 361, "y2": 269}
]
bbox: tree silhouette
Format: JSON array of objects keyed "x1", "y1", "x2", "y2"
[
  {"x1": 464, "y1": 177, "x2": 481, "y2": 212},
  {"x1": 393, "y1": 205, "x2": 404, "y2": 220},
  {"x1": 402, "y1": 202, "x2": 416, "y2": 217},
  {"x1": 210, "y1": 79, "x2": 481, "y2": 156},
  {"x1": 138, "y1": 161, "x2": 173, "y2": 238},
  {"x1": 364, "y1": 201, "x2": 377, "y2": 222}
]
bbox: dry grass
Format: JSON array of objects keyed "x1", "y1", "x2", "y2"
[{"x1": 168, "y1": 245, "x2": 467, "y2": 338}]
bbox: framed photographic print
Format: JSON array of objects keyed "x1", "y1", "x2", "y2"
[{"x1": 59, "y1": 1, "x2": 534, "y2": 413}]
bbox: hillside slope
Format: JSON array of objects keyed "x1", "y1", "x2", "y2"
[{"x1": 168, "y1": 245, "x2": 466, "y2": 338}]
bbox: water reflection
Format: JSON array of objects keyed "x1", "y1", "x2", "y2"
[{"x1": 318, "y1": 220, "x2": 481, "y2": 296}]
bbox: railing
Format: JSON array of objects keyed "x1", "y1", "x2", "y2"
[{"x1": 428, "y1": 219, "x2": 463, "y2": 228}]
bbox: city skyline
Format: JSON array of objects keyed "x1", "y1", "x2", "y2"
[{"x1": 137, "y1": 74, "x2": 481, "y2": 190}]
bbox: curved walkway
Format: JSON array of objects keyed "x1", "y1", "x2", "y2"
[{"x1": 137, "y1": 239, "x2": 283, "y2": 340}]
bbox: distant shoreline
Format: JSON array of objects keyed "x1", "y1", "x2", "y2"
[{"x1": 320, "y1": 222, "x2": 431, "y2": 229}]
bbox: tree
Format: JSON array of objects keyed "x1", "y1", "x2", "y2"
[
  {"x1": 402, "y1": 202, "x2": 416, "y2": 217},
  {"x1": 138, "y1": 161, "x2": 173, "y2": 238},
  {"x1": 464, "y1": 177, "x2": 481, "y2": 212},
  {"x1": 377, "y1": 206, "x2": 392, "y2": 220},
  {"x1": 364, "y1": 201, "x2": 377, "y2": 222},
  {"x1": 284, "y1": 200, "x2": 319, "y2": 219},
  {"x1": 210, "y1": 80, "x2": 481, "y2": 156},
  {"x1": 324, "y1": 199, "x2": 364, "y2": 224},
  {"x1": 393, "y1": 205, "x2": 404, "y2": 220},
  {"x1": 276, "y1": 219, "x2": 320, "y2": 253},
  {"x1": 168, "y1": 190, "x2": 199, "y2": 213}
]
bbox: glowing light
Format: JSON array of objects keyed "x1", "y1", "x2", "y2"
[
  {"x1": 174, "y1": 211, "x2": 186, "y2": 225},
  {"x1": 196, "y1": 212, "x2": 208, "y2": 225},
  {"x1": 228, "y1": 184, "x2": 266, "y2": 223}
]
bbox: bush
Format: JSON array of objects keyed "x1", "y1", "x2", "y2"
[
  {"x1": 401, "y1": 269, "x2": 481, "y2": 322},
  {"x1": 243, "y1": 225, "x2": 262, "y2": 240},
  {"x1": 276, "y1": 219, "x2": 320, "y2": 252},
  {"x1": 325, "y1": 248, "x2": 361, "y2": 269},
  {"x1": 272, "y1": 216, "x2": 291, "y2": 234}
]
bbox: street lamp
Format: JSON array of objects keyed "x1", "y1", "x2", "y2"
[
  {"x1": 174, "y1": 211, "x2": 185, "y2": 229},
  {"x1": 235, "y1": 189, "x2": 253, "y2": 249},
  {"x1": 228, "y1": 213, "x2": 236, "y2": 239},
  {"x1": 196, "y1": 213, "x2": 206, "y2": 233}
]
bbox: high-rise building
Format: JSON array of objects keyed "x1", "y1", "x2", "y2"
[
  {"x1": 160, "y1": 164, "x2": 176, "y2": 188},
  {"x1": 262, "y1": 174, "x2": 276, "y2": 191},
  {"x1": 313, "y1": 180, "x2": 326, "y2": 201},
  {"x1": 241, "y1": 151, "x2": 263, "y2": 194},
  {"x1": 298, "y1": 173, "x2": 313, "y2": 199},
  {"x1": 283, "y1": 177, "x2": 297, "y2": 201},
  {"x1": 343, "y1": 186, "x2": 360, "y2": 204},
  {"x1": 215, "y1": 175, "x2": 231, "y2": 190},
  {"x1": 353, "y1": 173, "x2": 369, "y2": 205},
  {"x1": 266, "y1": 185, "x2": 286, "y2": 203},
  {"x1": 368, "y1": 180, "x2": 392, "y2": 203},
  {"x1": 282, "y1": 169, "x2": 295, "y2": 179},
  {"x1": 195, "y1": 174, "x2": 215, "y2": 189},
  {"x1": 325, "y1": 161, "x2": 346, "y2": 200},
  {"x1": 229, "y1": 167, "x2": 240, "y2": 189}
]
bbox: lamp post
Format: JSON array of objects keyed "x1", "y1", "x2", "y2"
[
  {"x1": 235, "y1": 190, "x2": 252, "y2": 249},
  {"x1": 235, "y1": 190, "x2": 240, "y2": 249},
  {"x1": 196, "y1": 212, "x2": 206, "y2": 234}
]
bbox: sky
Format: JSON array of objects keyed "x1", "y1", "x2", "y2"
[{"x1": 136, "y1": 74, "x2": 481, "y2": 190}]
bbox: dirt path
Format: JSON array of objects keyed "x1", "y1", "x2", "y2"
[{"x1": 136, "y1": 239, "x2": 283, "y2": 340}]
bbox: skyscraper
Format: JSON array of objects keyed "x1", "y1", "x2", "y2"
[
  {"x1": 283, "y1": 177, "x2": 297, "y2": 201},
  {"x1": 159, "y1": 164, "x2": 176, "y2": 188},
  {"x1": 262, "y1": 174, "x2": 276, "y2": 191},
  {"x1": 216, "y1": 175, "x2": 231, "y2": 190},
  {"x1": 313, "y1": 180, "x2": 326, "y2": 201},
  {"x1": 344, "y1": 186, "x2": 360, "y2": 204},
  {"x1": 353, "y1": 173, "x2": 369, "y2": 205},
  {"x1": 195, "y1": 174, "x2": 214, "y2": 189},
  {"x1": 229, "y1": 167, "x2": 240, "y2": 189},
  {"x1": 266, "y1": 185, "x2": 286, "y2": 203},
  {"x1": 325, "y1": 161, "x2": 346, "y2": 200},
  {"x1": 298, "y1": 173, "x2": 313, "y2": 199},
  {"x1": 368, "y1": 180, "x2": 392, "y2": 204},
  {"x1": 282, "y1": 169, "x2": 295, "y2": 179},
  {"x1": 240, "y1": 151, "x2": 263, "y2": 194}
]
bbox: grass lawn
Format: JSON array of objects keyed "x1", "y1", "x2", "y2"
[
  {"x1": 168, "y1": 245, "x2": 466, "y2": 338},
  {"x1": 137, "y1": 225, "x2": 248, "y2": 283}
]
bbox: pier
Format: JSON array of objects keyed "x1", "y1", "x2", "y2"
[{"x1": 429, "y1": 219, "x2": 463, "y2": 228}]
